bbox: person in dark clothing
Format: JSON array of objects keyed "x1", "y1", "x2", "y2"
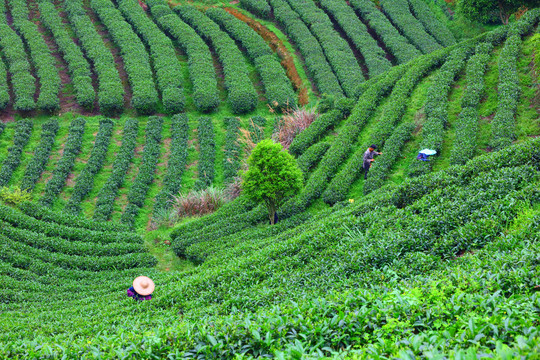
[
  {"x1": 127, "y1": 276, "x2": 154, "y2": 301},
  {"x1": 362, "y1": 144, "x2": 382, "y2": 180}
]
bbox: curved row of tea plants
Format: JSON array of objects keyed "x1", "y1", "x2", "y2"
[
  {"x1": 269, "y1": 0, "x2": 344, "y2": 97},
  {"x1": 380, "y1": 0, "x2": 442, "y2": 54},
  {"x1": 121, "y1": 116, "x2": 163, "y2": 227},
  {"x1": 408, "y1": 0, "x2": 456, "y2": 47},
  {"x1": 0, "y1": 119, "x2": 32, "y2": 187},
  {"x1": 283, "y1": 0, "x2": 364, "y2": 97},
  {"x1": 117, "y1": 0, "x2": 185, "y2": 114},
  {"x1": 195, "y1": 117, "x2": 216, "y2": 190},
  {"x1": 206, "y1": 7, "x2": 296, "y2": 109},
  {"x1": 90, "y1": 0, "x2": 159, "y2": 114},
  {"x1": 64, "y1": 119, "x2": 114, "y2": 215},
  {"x1": 63, "y1": 0, "x2": 125, "y2": 114},
  {"x1": 9, "y1": 0, "x2": 61, "y2": 112},
  {"x1": 38, "y1": 1, "x2": 95, "y2": 110},
  {"x1": 147, "y1": 1, "x2": 220, "y2": 113},
  {"x1": 319, "y1": 0, "x2": 392, "y2": 78}
]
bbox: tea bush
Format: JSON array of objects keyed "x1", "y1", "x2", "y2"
[
  {"x1": 90, "y1": 0, "x2": 159, "y2": 114},
  {"x1": 269, "y1": 0, "x2": 344, "y2": 97},
  {"x1": 64, "y1": 119, "x2": 114, "y2": 215},
  {"x1": 20, "y1": 119, "x2": 59, "y2": 192},
  {"x1": 154, "y1": 114, "x2": 189, "y2": 214},
  {"x1": 121, "y1": 116, "x2": 163, "y2": 227},
  {"x1": 223, "y1": 117, "x2": 241, "y2": 184},
  {"x1": 239, "y1": 0, "x2": 271, "y2": 18},
  {"x1": 175, "y1": 5, "x2": 258, "y2": 114},
  {"x1": 94, "y1": 119, "x2": 138, "y2": 222},
  {"x1": 320, "y1": 0, "x2": 392, "y2": 77},
  {"x1": 408, "y1": 0, "x2": 457, "y2": 47},
  {"x1": 0, "y1": 119, "x2": 33, "y2": 187},
  {"x1": 194, "y1": 117, "x2": 216, "y2": 190},
  {"x1": 63, "y1": 0, "x2": 124, "y2": 114},
  {"x1": 40, "y1": 118, "x2": 86, "y2": 207},
  {"x1": 349, "y1": 0, "x2": 421, "y2": 64}
]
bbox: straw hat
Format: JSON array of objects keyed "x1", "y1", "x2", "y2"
[{"x1": 133, "y1": 276, "x2": 155, "y2": 296}]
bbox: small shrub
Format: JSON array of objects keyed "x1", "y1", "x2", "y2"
[
  {"x1": 272, "y1": 107, "x2": 319, "y2": 149},
  {"x1": 0, "y1": 186, "x2": 32, "y2": 206},
  {"x1": 172, "y1": 186, "x2": 230, "y2": 218}
]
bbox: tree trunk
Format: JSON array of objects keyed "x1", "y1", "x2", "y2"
[{"x1": 498, "y1": 0, "x2": 509, "y2": 24}]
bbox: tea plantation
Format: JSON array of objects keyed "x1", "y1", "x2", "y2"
[{"x1": 0, "y1": 0, "x2": 539, "y2": 358}]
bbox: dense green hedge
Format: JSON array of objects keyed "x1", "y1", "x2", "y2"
[
  {"x1": 363, "y1": 122, "x2": 415, "y2": 194},
  {"x1": 194, "y1": 117, "x2": 216, "y2": 190},
  {"x1": 297, "y1": 142, "x2": 330, "y2": 175},
  {"x1": 0, "y1": 24, "x2": 36, "y2": 111},
  {"x1": 288, "y1": 109, "x2": 343, "y2": 156},
  {"x1": 64, "y1": 119, "x2": 114, "y2": 215},
  {"x1": 284, "y1": 47, "x2": 449, "y2": 215},
  {"x1": 0, "y1": 55, "x2": 8, "y2": 110},
  {"x1": 121, "y1": 116, "x2": 163, "y2": 227},
  {"x1": 148, "y1": 1, "x2": 220, "y2": 113},
  {"x1": 0, "y1": 203, "x2": 141, "y2": 244},
  {"x1": 449, "y1": 43, "x2": 492, "y2": 165},
  {"x1": 9, "y1": 0, "x2": 61, "y2": 112},
  {"x1": 20, "y1": 119, "x2": 59, "y2": 191},
  {"x1": 408, "y1": 46, "x2": 471, "y2": 177},
  {"x1": 223, "y1": 117, "x2": 241, "y2": 184},
  {"x1": 117, "y1": 0, "x2": 185, "y2": 114},
  {"x1": 380, "y1": 0, "x2": 442, "y2": 54},
  {"x1": 40, "y1": 118, "x2": 86, "y2": 207},
  {"x1": 269, "y1": 0, "x2": 344, "y2": 97},
  {"x1": 239, "y1": 0, "x2": 271, "y2": 18},
  {"x1": 90, "y1": 0, "x2": 159, "y2": 114},
  {"x1": 175, "y1": 5, "x2": 258, "y2": 114},
  {"x1": 0, "y1": 119, "x2": 33, "y2": 187},
  {"x1": 154, "y1": 114, "x2": 189, "y2": 214},
  {"x1": 320, "y1": 0, "x2": 392, "y2": 78},
  {"x1": 38, "y1": 2, "x2": 95, "y2": 110},
  {"x1": 19, "y1": 201, "x2": 131, "y2": 233},
  {"x1": 0, "y1": 221, "x2": 143, "y2": 257},
  {"x1": 283, "y1": 0, "x2": 364, "y2": 97},
  {"x1": 206, "y1": 8, "x2": 296, "y2": 110},
  {"x1": 349, "y1": 0, "x2": 421, "y2": 64},
  {"x1": 408, "y1": 0, "x2": 456, "y2": 47},
  {"x1": 93, "y1": 119, "x2": 138, "y2": 222},
  {"x1": 63, "y1": 0, "x2": 124, "y2": 115}
]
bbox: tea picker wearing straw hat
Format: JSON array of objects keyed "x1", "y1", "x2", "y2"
[{"x1": 127, "y1": 276, "x2": 155, "y2": 301}]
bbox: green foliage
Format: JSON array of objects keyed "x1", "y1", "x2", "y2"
[
  {"x1": 20, "y1": 118, "x2": 59, "y2": 192},
  {"x1": 194, "y1": 117, "x2": 216, "y2": 190},
  {"x1": 380, "y1": 0, "x2": 442, "y2": 54},
  {"x1": 296, "y1": 141, "x2": 330, "y2": 175},
  {"x1": 0, "y1": 119, "x2": 33, "y2": 187},
  {"x1": 350, "y1": 0, "x2": 422, "y2": 64},
  {"x1": 64, "y1": 119, "x2": 114, "y2": 215},
  {"x1": 63, "y1": 0, "x2": 124, "y2": 115},
  {"x1": 0, "y1": 24, "x2": 36, "y2": 111},
  {"x1": 282, "y1": 0, "x2": 365, "y2": 97},
  {"x1": 409, "y1": 45, "x2": 472, "y2": 177},
  {"x1": 408, "y1": 0, "x2": 457, "y2": 47},
  {"x1": 148, "y1": 1, "x2": 220, "y2": 113},
  {"x1": 38, "y1": 2, "x2": 95, "y2": 110},
  {"x1": 242, "y1": 139, "x2": 303, "y2": 224},
  {"x1": 288, "y1": 109, "x2": 342, "y2": 156},
  {"x1": 457, "y1": 0, "x2": 538, "y2": 24},
  {"x1": 320, "y1": 0, "x2": 392, "y2": 77},
  {"x1": 175, "y1": 5, "x2": 258, "y2": 114},
  {"x1": 40, "y1": 118, "x2": 86, "y2": 208},
  {"x1": 0, "y1": 186, "x2": 31, "y2": 205},
  {"x1": 117, "y1": 0, "x2": 185, "y2": 114},
  {"x1": 207, "y1": 8, "x2": 296, "y2": 110},
  {"x1": 154, "y1": 114, "x2": 190, "y2": 214},
  {"x1": 94, "y1": 119, "x2": 138, "y2": 222},
  {"x1": 269, "y1": 0, "x2": 344, "y2": 97},
  {"x1": 90, "y1": 0, "x2": 159, "y2": 114},
  {"x1": 223, "y1": 117, "x2": 242, "y2": 184},
  {"x1": 239, "y1": 0, "x2": 272, "y2": 18},
  {"x1": 450, "y1": 42, "x2": 493, "y2": 165},
  {"x1": 0, "y1": 53, "x2": 9, "y2": 111},
  {"x1": 121, "y1": 116, "x2": 163, "y2": 228}
]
